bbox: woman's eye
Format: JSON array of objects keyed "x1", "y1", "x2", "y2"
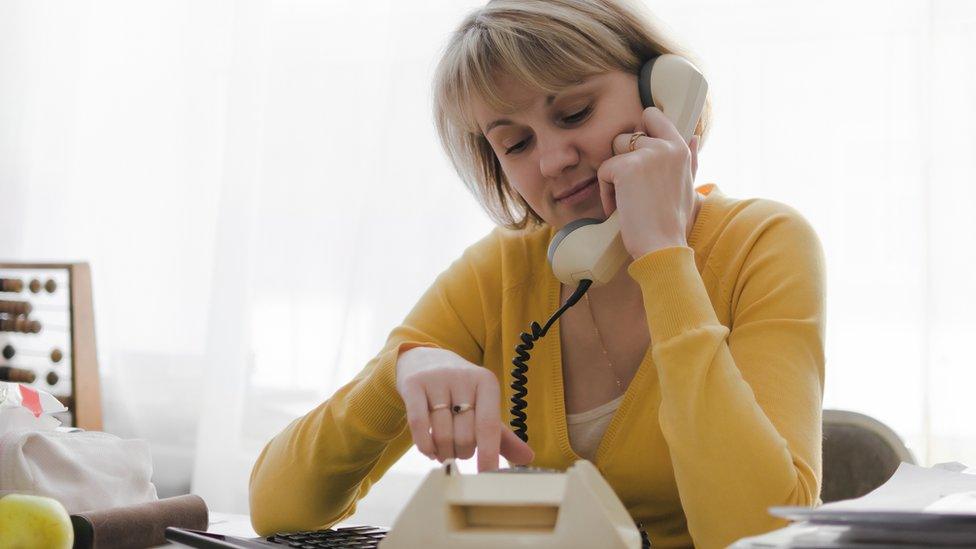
[
  {"x1": 503, "y1": 106, "x2": 592, "y2": 156},
  {"x1": 563, "y1": 106, "x2": 591, "y2": 124},
  {"x1": 505, "y1": 139, "x2": 529, "y2": 155}
]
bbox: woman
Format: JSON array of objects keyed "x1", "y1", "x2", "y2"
[{"x1": 249, "y1": 1, "x2": 826, "y2": 547}]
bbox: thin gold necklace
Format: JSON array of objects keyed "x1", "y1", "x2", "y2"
[{"x1": 584, "y1": 292, "x2": 625, "y2": 395}]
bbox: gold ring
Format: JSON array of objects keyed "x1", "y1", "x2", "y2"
[
  {"x1": 452, "y1": 403, "x2": 473, "y2": 415},
  {"x1": 430, "y1": 403, "x2": 450, "y2": 412},
  {"x1": 628, "y1": 131, "x2": 647, "y2": 153}
]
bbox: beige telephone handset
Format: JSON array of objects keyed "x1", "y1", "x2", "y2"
[
  {"x1": 548, "y1": 53, "x2": 708, "y2": 287},
  {"x1": 381, "y1": 55, "x2": 707, "y2": 549}
]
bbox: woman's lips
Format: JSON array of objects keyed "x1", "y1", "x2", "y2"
[{"x1": 556, "y1": 178, "x2": 597, "y2": 206}]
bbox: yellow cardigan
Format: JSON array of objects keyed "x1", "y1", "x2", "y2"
[{"x1": 249, "y1": 184, "x2": 827, "y2": 548}]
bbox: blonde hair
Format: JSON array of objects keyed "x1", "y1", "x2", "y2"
[{"x1": 431, "y1": 0, "x2": 713, "y2": 230}]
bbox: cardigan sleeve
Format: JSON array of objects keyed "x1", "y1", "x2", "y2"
[
  {"x1": 248, "y1": 230, "x2": 500, "y2": 536},
  {"x1": 626, "y1": 207, "x2": 826, "y2": 549}
]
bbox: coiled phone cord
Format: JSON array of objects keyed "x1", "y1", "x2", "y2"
[
  {"x1": 509, "y1": 279, "x2": 592, "y2": 443},
  {"x1": 507, "y1": 278, "x2": 652, "y2": 548}
]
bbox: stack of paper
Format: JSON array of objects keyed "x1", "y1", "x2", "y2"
[{"x1": 731, "y1": 462, "x2": 976, "y2": 548}]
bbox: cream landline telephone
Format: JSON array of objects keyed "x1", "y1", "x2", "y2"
[{"x1": 380, "y1": 54, "x2": 708, "y2": 549}]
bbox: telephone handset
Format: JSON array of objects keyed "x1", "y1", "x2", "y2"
[{"x1": 547, "y1": 54, "x2": 708, "y2": 288}]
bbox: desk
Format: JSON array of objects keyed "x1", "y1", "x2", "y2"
[
  {"x1": 155, "y1": 512, "x2": 256, "y2": 547},
  {"x1": 199, "y1": 513, "x2": 258, "y2": 538}
]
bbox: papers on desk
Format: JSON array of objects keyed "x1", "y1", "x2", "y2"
[{"x1": 731, "y1": 462, "x2": 976, "y2": 548}]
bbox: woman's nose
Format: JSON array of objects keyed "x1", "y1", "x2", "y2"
[{"x1": 538, "y1": 134, "x2": 580, "y2": 179}]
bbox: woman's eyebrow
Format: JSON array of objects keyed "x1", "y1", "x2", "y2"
[{"x1": 484, "y1": 79, "x2": 596, "y2": 135}]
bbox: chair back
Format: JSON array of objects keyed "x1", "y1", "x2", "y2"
[{"x1": 821, "y1": 409, "x2": 916, "y2": 503}]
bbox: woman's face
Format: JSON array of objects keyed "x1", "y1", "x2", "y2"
[{"x1": 472, "y1": 70, "x2": 644, "y2": 229}]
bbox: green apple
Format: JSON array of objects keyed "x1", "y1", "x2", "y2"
[{"x1": 0, "y1": 494, "x2": 74, "y2": 549}]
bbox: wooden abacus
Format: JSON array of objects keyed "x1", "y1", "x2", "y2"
[{"x1": 0, "y1": 263, "x2": 102, "y2": 430}]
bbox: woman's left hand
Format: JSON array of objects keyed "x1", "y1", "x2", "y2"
[{"x1": 596, "y1": 106, "x2": 699, "y2": 259}]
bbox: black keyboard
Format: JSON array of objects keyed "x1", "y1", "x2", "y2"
[
  {"x1": 164, "y1": 525, "x2": 388, "y2": 548},
  {"x1": 266, "y1": 525, "x2": 387, "y2": 548},
  {"x1": 168, "y1": 522, "x2": 649, "y2": 548}
]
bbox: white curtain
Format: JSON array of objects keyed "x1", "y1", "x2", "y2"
[{"x1": 1, "y1": 0, "x2": 974, "y2": 525}]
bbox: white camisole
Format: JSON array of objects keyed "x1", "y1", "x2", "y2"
[{"x1": 565, "y1": 394, "x2": 625, "y2": 461}]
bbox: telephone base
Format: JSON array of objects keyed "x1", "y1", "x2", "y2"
[{"x1": 379, "y1": 459, "x2": 646, "y2": 549}]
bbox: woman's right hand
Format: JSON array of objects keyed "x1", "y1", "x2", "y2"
[{"x1": 395, "y1": 347, "x2": 535, "y2": 472}]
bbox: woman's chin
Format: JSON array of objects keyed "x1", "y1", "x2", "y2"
[
  {"x1": 574, "y1": 202, "x2": 608, "y2": 222},
  {"x1": 554, "y1": 205, "x2": 608, "y2": 229}
]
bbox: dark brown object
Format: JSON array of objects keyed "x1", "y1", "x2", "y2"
[
  {"x1": 45, "y1": 278, "x2": 57, "y2": 293},
  {"x1": 51, "y1": 347, "x2": 63, "y2": 362},
  {"x1": 0, "y1": 366, "x2": 36, "y2": 383},
  {"x1": 70, "y1": 495, "x2": 209, "y2": 549},
  {"x1": 0, "y1": 278, "x2": 24, "y2": 293},
  {"x1": 29, "y1": 278, "x2": 41, "y2": 293},
  {"x1": 0, "y1": 299, "x2": 31, "y2": 315},
  {"x1": 2, "y1": 344, "x2": 13, "y2": 360},
  {"x1": 0, "y1": 316, "x2": 38, "y2": 333},
  {"x1": 46, "y1": 370, "x2": 59, "y2": 386}
]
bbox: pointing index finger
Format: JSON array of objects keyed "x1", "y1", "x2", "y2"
[{"x1": 474, "y1": 371, "x2": 501, "y2": 472}]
